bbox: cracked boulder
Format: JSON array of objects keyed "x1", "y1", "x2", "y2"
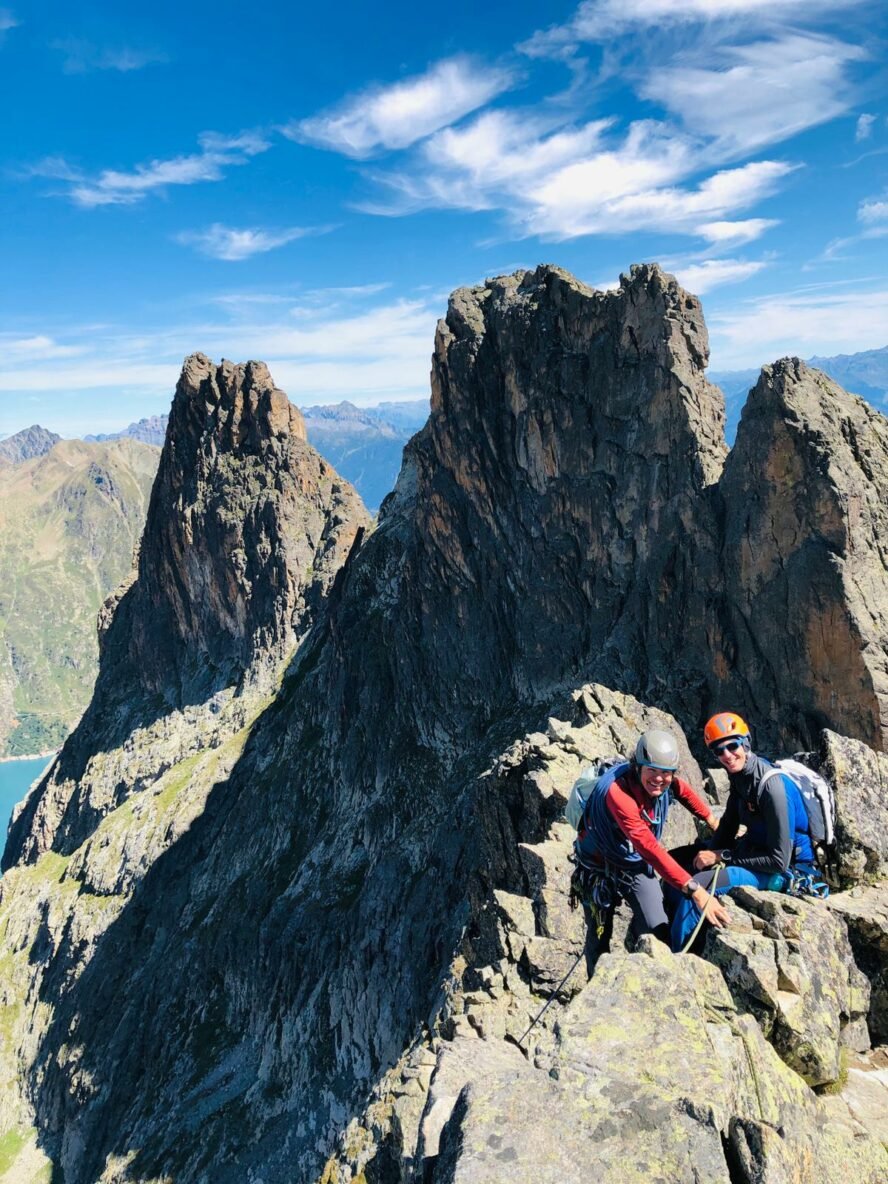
[
  {"x1": 828, "y1": 884, "x2": 888, "y2": 1043},
  {"x1": 426, "y1": 942, "x2": 887, "y2": 1184},
  {"x1": 819, "y1": 730, "x2": 888, "y2": 885},
  {"x1": 705, "y1": 888, "x2": 870, "y2": 1086}
]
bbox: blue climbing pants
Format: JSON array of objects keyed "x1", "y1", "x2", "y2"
[{"x1": 668, "y1": 865, "x2": 788, "y2": 952}]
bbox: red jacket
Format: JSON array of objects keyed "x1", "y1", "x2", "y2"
[{"x1": 605, "y1": 772, "x2": 710, "y2": 890}]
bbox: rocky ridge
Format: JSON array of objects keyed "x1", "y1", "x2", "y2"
[
  {"x1": 320, "y1": 697, "x2": 888, "y2": 1184},
  {"x1": 5, "y1": 353, "x2": 370, "y2": 869},
  {"x1": 0, "y1": 267, "x2": 887, "y2": 1181}
]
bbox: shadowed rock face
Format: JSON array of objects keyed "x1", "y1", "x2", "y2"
[
  {"x1": 2, "y1": 267, "x2": 888, "y2": 1183},
  {"x1": 369, "y1": 263, "x2": 727, "y2": 735},
  {"x1": 108, "y1": 352, "x2": 353, "y2": 701},
  {"x1": 3, "y1": 353, "x2": 370, "y2": 868}
]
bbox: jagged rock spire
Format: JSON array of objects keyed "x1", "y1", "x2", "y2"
[
  {"x1": 4, "y1": 355, "x2": 370, "y2": 868},
  {"x1": 102, "y1": 352, "x2": 367, "y2": 703},
  {"x1": 715, "y1": 358, "x2": 888, "y2": 750}
]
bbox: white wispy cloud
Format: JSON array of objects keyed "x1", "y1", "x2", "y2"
[
  {"x1": 814, "y1": 194, "x2": 888, "y2": 261},
  {"x1": 0, "y1": 334, "x2": 86, "y2": 361},
  {"x1": 858, "y1": 197, "x2": 888, "y2": 224},
  {"x1": 0, "y1": 8, "x2": 17, "y2": 32},
  {"x1": 342, "y1": 6, "x2": 864, "y2": 249},
  {"x1": 176, "y1": 223, "x2": 333, "y2": 261},
  {"x1": 50, "y1": 38, "x2": 167, "y2": 74},
  {"x1": 524, "y1": 0, "x2": 868, "y2": 52},
  {"x1": 365, "y1": 106, "x2": 792, "y2": 242},
  {"x1": 528, "y1": 158, "x2": 792, "y2": 239},
  {"x1": 28, "y1": 130, "x2": 271, "y2": 207},
  {"x1": 670, "y1": 257, "x2": 768, "y2": 294},
  {"x1": 698, "y1": 219, "x2": 779, "y2": 246},
  {"x1": 855, "y1": 112, "x2": 877, "y2": 141},
  {"x1": 0, "y1": 297, "x2": 439, "y2": 406},
  {"x1": 709, "y1": 282, "x2": 888, "y2": 368},
  {"x1": 288, "y1": 57, "x2": 516, "y2": 158},
  {"x1": 640, "y1": 34, "x2": 865, "y2": 157}
]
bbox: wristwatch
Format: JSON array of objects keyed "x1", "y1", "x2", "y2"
[{"x1": 684, "y1": 878, "x2": 702, "y2": 895}]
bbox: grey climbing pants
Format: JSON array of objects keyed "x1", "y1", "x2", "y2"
[{"x1": 622, "y1": 869, "x2": 670, "y2": 938}]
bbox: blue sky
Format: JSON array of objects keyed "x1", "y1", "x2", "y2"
[{"x1": 1, "y1": 0, "x2": 887, "y2": 435}]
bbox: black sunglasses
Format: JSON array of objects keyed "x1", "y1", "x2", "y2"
[{"x1": 711, "y1": 739, "x2": 744, "y2": 755}]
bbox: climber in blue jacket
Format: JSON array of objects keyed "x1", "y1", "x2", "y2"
[{"x1": 669, "y1": 711, "x2": 817, "y2": 950}]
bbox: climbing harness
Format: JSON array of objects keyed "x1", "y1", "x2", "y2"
[{"x1": 569, "y1": 852, "x2": 621, "y2": 911}]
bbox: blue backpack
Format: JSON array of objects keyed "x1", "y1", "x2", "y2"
[{"x1": 756, "y1": 764, "x2": 816, "y2": 867}]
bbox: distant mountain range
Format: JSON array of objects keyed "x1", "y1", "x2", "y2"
[
  {"x1": 711, "y1": 344, "x2": 888, "y2": 441},
  {"x1": 299, "y1": 399, "x2": 429, "y2": 511},
  {"x1": 85, "y1": 415, "x2": 169, "y2": 448}
]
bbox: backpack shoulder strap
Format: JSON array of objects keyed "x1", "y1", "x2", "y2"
[
  {"x1": 759, "y1": 767, "x2": 785, "y2": 789},
  {"x1": 581, "y1": 761, "x2": 631, "y2": 833}
]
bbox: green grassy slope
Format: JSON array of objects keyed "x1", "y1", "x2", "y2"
[{"x1": 0, "y1": 439, "x2": 159, "y2": 756}]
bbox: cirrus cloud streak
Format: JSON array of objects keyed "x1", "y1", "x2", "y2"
[
  {"x1": 286, "y1": 57, "x2": 516, "y2": 158},
  {"x1": 28, "y1": 130, "x2": 271, "y2": 207},
  {"x1": 176, "y1": 223, "x2": 335, "y2": 261}
]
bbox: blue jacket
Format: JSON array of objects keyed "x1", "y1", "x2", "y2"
[{"x1": 713, "y1": 753, "x2": 814, "y2": 872}]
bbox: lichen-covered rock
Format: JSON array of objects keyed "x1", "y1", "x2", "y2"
[
  {"x1": 427, "y1": 944, "x2": 888, "y2": 1184},
  {"x1": 828, "y1": 885, "x2": 888, "y2": 1042},
  {"x1": 705, "y1": 888, "x2": 870, "y2": 1086},
  {"x1": 819, "y1": 729, "x2": 888, "y2": 883}
]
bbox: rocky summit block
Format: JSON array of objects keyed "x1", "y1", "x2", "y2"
[
  {"x1": 706, "y1": 888, "x2": 871, "y2": 1087},
  {"x1": 828, "y1": 884, "x2": 888, "y2": 1044},
  {"x1": 111, "y1": 352, "x2": 365, "y2": 702},
  {"x1": 717, "y1": 359, "x2": 888, "y2": 752},
  {"x1": 820, "y1": 728, "x2": 888, "y2": 884}
]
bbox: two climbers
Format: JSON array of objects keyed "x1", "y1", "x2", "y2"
[
  {"x1": 667, "y1": 712, "x2": 830, "y2": 949},
  {"x1": 571, "y1": 729, "x2": 729, "y2": 963},
  {"x1": 571, "y1": 712, "x2": 832, "y2": 960}
]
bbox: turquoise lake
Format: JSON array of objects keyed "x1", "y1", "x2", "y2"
[{"x1": 0, "y1": 757, "x2": 52, "y2": 863}]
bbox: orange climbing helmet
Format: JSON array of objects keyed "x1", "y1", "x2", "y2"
[{"x1": 703, "y1": 712, "x2": 750, "y2": 749}]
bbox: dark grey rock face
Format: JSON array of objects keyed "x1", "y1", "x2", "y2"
[
  {"x1": 828, "y1": 885, "x2": 888, "y2": 1043},
  {"x1": 819, "y1": 729, "x2": 888, "y2": 884},
  {"x1": 715, "y1": 359, "x2": 888, "y2": 752},
  {"x1": 110, "y1": 353, "x2": 365, "y2": 700}
]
